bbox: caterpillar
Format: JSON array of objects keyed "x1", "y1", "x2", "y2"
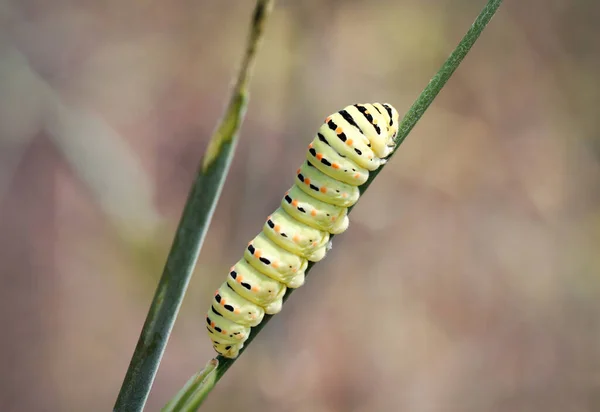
[{"x1": 206, "y1": 103, "x2": 400, "y2": 358}]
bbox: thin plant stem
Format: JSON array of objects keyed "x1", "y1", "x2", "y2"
[
  {"x1": 164, "y1": 0, "x2": 503, "y2": 410},
  {"x1": 113, "y1": 1, "x2": 276, "y2": 411}
]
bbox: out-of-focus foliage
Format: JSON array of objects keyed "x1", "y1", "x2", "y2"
[{"x1": 1, "y1": 1, "x2": 599, "y2": 411}]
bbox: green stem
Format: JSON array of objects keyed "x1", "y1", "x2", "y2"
[
  {"x1": 165, "y1": 0, "x2": 503, "y2": 409},
  {"x1": 113, "y1": 1, "x2": 275, "y2": 411}
]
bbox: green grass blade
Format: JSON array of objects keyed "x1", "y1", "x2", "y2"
[
  {"x1": 163, "y1": 0, "x2": 503, "y2": 410},
  {"x1": 113, "y1": 1, "x2": 276, "y2": 411}
]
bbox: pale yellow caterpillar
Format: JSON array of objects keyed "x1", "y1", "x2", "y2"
[{"x1": 206, "y1": 103, "x2": 400, "y2": 358}]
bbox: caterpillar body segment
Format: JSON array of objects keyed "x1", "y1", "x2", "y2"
[
  {"x1": 206, "y1": 103, "x2": 399, "y2": 358},
  {"x1": 295, "y1": 161, "x2": 360, "y2": 207},
  {"x1": 212, "y1": 282, "x2": 265, "y2": 327},
  {"x1": 320, "y1": 114, "x2": 380, "y2": 171},
  {"x1": 226, "y1": 259, "x2": 287, "y2": 314},
  {"x1": 212, "y1": 342, "x2": 242, "y2": 359},
  {"x1": 244, "y1": 232, "x2": 307, "y2": 288},
  {"x1": 206, "y1": 312, "x2": 249, "y2": 344},
  {"x1": 263, "y1": 208, "x2": 330, "y2": 262},
  {"x1": 282, "y1": 186, "x2": 349, "y2": 235},
  {"x1": 307, "y1": 136, "x2": 370, "y2": 186}
]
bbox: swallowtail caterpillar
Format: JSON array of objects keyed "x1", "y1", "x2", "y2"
[{"x1": 206, "y1": 103, "x2": 400, "y2": 358}]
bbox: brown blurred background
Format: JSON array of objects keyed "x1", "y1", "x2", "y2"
[{"x1": 1, "y1": 0, "x2": 600, "y2": 411}]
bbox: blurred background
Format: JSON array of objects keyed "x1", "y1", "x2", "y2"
[{"x1": 1, "y1": 0, "x2": 599, "y2": 410}]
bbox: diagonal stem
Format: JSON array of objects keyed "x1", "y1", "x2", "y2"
[{"x1": 113, "y1": 1, "x2": 276, "y2": 411}]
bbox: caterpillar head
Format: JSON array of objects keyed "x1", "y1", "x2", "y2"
[{"x1": 381, "y1": 103, "x2": 399, "y2": 156}]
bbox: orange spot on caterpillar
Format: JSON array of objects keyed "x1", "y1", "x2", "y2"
[
  {"x1": 234, "y1": 309, "x2": 240, "y2": 314},
  {"x1": 292, "y1": 200, "x2": 299, "y2": 207},
  {"x1": 354, "y1": 173, "x2": 360, "y2": 179},
  {"x1": 320, "y1": 187, "x2": 327, "y2": 193},
  {"x1": 230, "y1": 266, "x2": 235, "y2": 272},
  {"x1": 254, "y1": 250, "x2": 262, "y2": 258},
  {"x1": 312, "y1": 241, "x2": 318, "y2": 247},
  {"x1": 274, "y1": 225, "x2": 281, "y2": 233},
  {"x1": 372, "y1": 118, "x2": 378, "y2": 124},
  {"x1": 331, "y1": 216, "x2": 337, "y2": 221},
  {"x1": 296, "y1": 169, "x2": 301, "y2": 174},
  {"x1": 220, "y1": 299, "x2": 226, "y2": 306},
  {"x1": 335, "y1": 127, "x2": 343, "y2": 134},
  {"x1": 292, "y1": 235, "x2": 300, "y2": 242},
  {"x1": 342, "y1": 193, "x2": 348, "y2": 198},
  {"x1": 221, "y1": 330, "x2": 227, "y2": 334},
  {"x1": 332, "y1": 163, "x2": 340, "y2": 169},
  {"x1": 346, "y1": 139, "x2": 353, "y2": 146},
  {"x1": 292, "y1": 268, "x2": 298, "y2": 273},
  {"x1": 308, "y1": 143, "x2": 313, "y2": 148},
  {"x1": 211, "y1": 322, "x2": 215, "y2": 327},
  {"x1": 214, "y1": 290, "x2": 219, "y2": 296},
  {"x1": 305, "y1": 178, "x2": 311, "y2": 185},
  {"x1": 237, "y1": 275, "x2": 243, "y2": 283},
  {"x1": 325, "y1": 116, "x2": 331, "y2": 122},
  {"x1": 310, "y1": 210, "x2": 317, "y2": 216},
  {"x1": 252, "y1": 285, "x2": 260, "y2": 292},
  {"x1": 316, "y1": 153, "x2": 323, "y2": 160},
  {"x1": 272, "y1": 261, "x2": 279, "y2": 268}
]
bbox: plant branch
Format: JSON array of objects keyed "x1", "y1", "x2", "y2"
[{"x1": 113, "y1": 1, "x2": 276, "y2": 411}]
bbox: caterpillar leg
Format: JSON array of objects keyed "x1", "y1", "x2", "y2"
[
  {"x1": 306, "y1": 245, "x2": 327, "y2": 262},
  {"x1": 264, "y1": 286, "x2": 286, "y2": 315},
  {"x1": 265, "y1": 298, "x2": 283, "y2": 315},
  {"x1": 287, "y1": 271, "x2": 305, "y2": 289},
  {"x1": 329, "y1": 214, "x2": 349, "y2": 234}
]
